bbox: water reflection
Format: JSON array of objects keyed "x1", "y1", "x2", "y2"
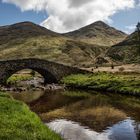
[
  {"x1": 107, "y1": 119, "x2": 138, "y2": 140},
  {"x1": 9, "y1": 90, "x2": 44, "y2": 103},
  {"x1": 8, "y1": 90, "x2": 140, "y2": 140},
  {"x1": 47, "y1": 119, "x2": 139, "y2": 140},
  {"x1": 47, "y1": 119, "x2": 108, "y2": 140}
]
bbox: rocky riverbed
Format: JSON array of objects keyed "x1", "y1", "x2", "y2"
[{"x1": 0, "y1": 77, "x2": 65, "y2": 92}]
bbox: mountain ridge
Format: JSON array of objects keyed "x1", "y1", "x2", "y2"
[
  {"x1": 0, "y1": 21, "x2": 130, "y2": 67},
  {"x1": 106, "y1": 31, "x2": 140, "y2": 63},
  {"x1": 63, "y1": 21, "x2": 127, "y2": 46}
]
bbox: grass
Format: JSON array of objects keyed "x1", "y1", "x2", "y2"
[
  {"x1": 7, "y1": 74, "x2": 33, "y2": 85},
  {"x1": 62, "y1": 72, "x2": 140, "y2": 96},
  {"x1": 0, "y1": 92, "x2": 62, "y2": 140}
]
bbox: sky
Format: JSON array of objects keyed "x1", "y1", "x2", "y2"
[{"x1": 0, "y1": 0, "x2": 140, "y2": 34}]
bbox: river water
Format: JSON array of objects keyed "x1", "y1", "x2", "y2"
[{"x1": 8, "y1": 90, "x2": 140, "y2": 140}]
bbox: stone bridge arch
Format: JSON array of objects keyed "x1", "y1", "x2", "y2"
[
  {"x1": 0, "y1": 58, "x2": 88, "y2": 85},
  {"x1": 6, "y1": 67, "x2": 58, "y2": 85}
]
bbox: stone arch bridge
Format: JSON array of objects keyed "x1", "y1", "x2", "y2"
[{"x1": 0, "y1": 58, "x2": 88, "y2": 85}]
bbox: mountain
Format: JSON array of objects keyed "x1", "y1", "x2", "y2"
[
  {"x1": 106, "y1": 31, "x2": 140, "y2": 63},
  {"x1": 64, "y1": 21, "x2": 127, "y2": 46},
  {"x1": 0, "y1": 21, "x2": 128, "y2": 67},
  {"x1": 0, "y1": 22, "x2": 60, "y2": 45},
  {"x1": 0, "y1": 21, "x2": 59, "y2": 37}
]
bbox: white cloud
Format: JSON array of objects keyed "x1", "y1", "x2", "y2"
[
  {"x1": 2, "y1": 0, "x2": 135, "y2": 33},
  {"x1": 124, "y1": 24, "x2": 136, "y2": 34},
  {"x1": 138, "y1": 0, "x2": 140, "y2": 6},
  {"x1": 2, "y1": 0, "x2": 48, "y2": 11}
]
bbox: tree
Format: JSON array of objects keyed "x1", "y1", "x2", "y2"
[
  {"x1": 136, "y1": 22, "x2": 140, "y2": 42},
  {"x1": 136, "y1": 22, "x2": 140, "y2": 32}
]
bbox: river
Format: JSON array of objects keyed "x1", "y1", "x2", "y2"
[{"x1": 8, "y1": 90, "x2": 140, "y2": 140}]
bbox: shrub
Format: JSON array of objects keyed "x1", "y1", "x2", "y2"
[
  {"x1": 33, "y1": 42, "x2": 37, "y2": 46},
  {"x1": 119, "y1": 67, "x2": 125, "y2": 72}
]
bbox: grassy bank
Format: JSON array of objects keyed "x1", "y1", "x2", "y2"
[
  {"x1": 0, "y1": 92, "x2": 62, "y2": 140},
  {"x1": 7, "y1": 74, "x2": 33, "y2": 85},
  {"x1": 62, "y1": 72, "x2": 140, "y2": 96}
]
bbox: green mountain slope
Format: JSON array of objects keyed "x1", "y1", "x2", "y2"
[
  {"x1": 64, "y1": 21, "x2": 127, "y2": 46},
  {"x1": 0, "y1": 21, "x2": 127, "y2": 67},
  {"x1": 106, "y1": 31, "x2": 140, "y2": 63}
]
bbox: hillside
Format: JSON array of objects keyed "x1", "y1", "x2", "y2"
[
  {"x1": 106, "y1": 31, "x2": 140, "y2": 63},
  {"x1": 0, "y1": 21, "x2": 127, "y2": 67},
  {"x1": 0, "y1": 22, "x2": 59, "y2": 44},
  {"x1": 64, "y1": 21, "x2": 127, "y2": 46}
]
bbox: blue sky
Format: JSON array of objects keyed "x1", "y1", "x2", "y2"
[
  {"x1": 0, "y1": 2, "x2": 46, "y2": 26},
  {"x1": 0, "y1": 0, "x2": 140, "y2": 33},
  {"x1": 111, "y1": 4, "x2": 140, "y2": 33}
]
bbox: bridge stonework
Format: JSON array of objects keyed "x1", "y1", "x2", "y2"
[{"x1": 0, "y1": 58, "x2": 88, "y2": 85}]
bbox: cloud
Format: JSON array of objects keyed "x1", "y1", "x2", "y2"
[
  {"x1": 138, "y1": 0, "x2": 140, "y2": 6},
  {"x1": 68, "y1": 0, "x2": 93, "y2": 7},
  {"x1": 2, "y1": 0, "x2": 48, "y2": 11},
  {"x1": 2, "y1": 0, "x2": 135, "y2": 33},
  {"x1": 124, "y1": 24, "x2": 136, "y2": 34}
]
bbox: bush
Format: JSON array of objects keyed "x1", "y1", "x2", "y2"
[
  {"x1": 33, "y1": 42, "x2": 37, "y2": 46},
  {"x1": 119, "y1": 67, "x2": 125, "y2": 72}
]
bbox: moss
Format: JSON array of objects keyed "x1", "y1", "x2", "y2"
[{"x1": 0, "y1": 92, "x2": 62, "y2": 140}]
